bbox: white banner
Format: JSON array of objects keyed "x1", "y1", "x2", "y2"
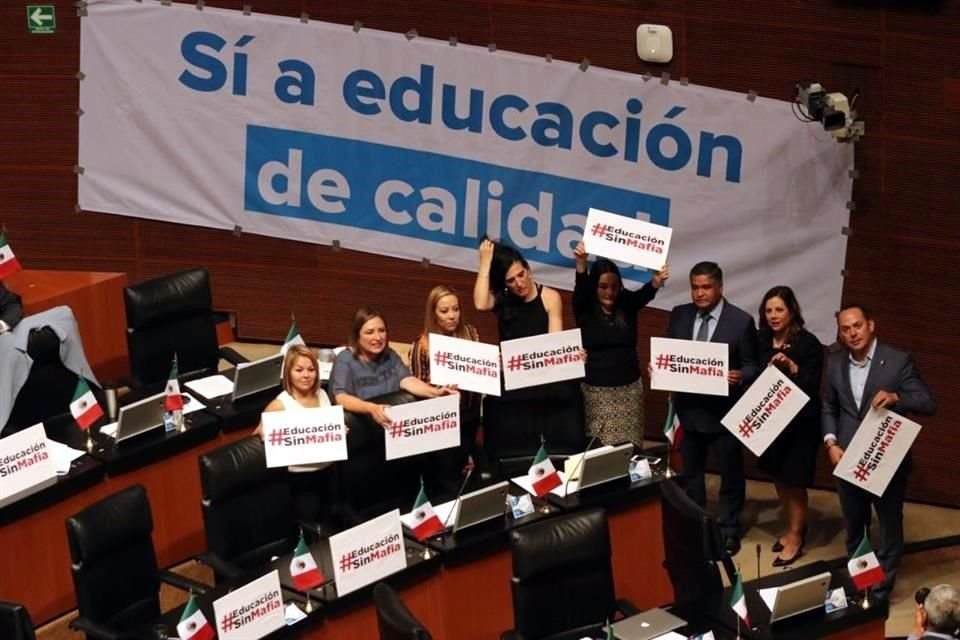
[
  {"x1": 834, "y1": 408, "x2": 922, "y2": 497},
  {"x1": 649, "y1": 337, "x2": 729, "y2": 396},
  {"x1": 384, "y1": 394, "x2": 460, "y2": 461},
  {"x1": 0, "y1": 423, "x2": 56, "y2": 504},
  {"x1": 428, "y1": 333, "x2": 501, "y2": 396},
  {"x1": 500, "y1": 329, "x2": 585, "y2": 391},
  {"x1": 213, "y1": 570, "x2": 285, "y2": 639},
  {"x1": 583, "y1": 207, "x2": 671, "y2": 271},
  {"x1": 261, "y1": 406, "x2": 348, "y2": 468},
  {"x1": 78, "y1": 2, "x2": 853, "y2": 343},
  {"x1": 721, "y1": 366, "x2": 809, "y2": 456},
  {"x1": 329, "y1": 510, "x2": 407, "y2": 596}
]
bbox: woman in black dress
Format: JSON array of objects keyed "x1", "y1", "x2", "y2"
[{"x1": 757, "y1": 286, "x2": 823, "y2": 567}]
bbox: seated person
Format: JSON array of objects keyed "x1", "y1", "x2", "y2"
[
  {"x1": 254, "y1": 345, "x2": 333, "y2": 524},
  {"x1": 910, "y1": 584, "x2": 960, "y2": 640},
  {"x1": 329, "y1": 306, "x2": 455, "y2": 427},
  {"x1": 1, "y1": 282, "x2": 98, "y2": 432}
]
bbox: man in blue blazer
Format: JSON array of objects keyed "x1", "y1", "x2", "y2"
[
  {"x1": 823, "y1": 304, "x2": 936, "y2": 602},
  {"x1": 666, "y1": 261, "x2": 759, "y2": 555}
]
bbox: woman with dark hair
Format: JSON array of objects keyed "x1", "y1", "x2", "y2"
[
  {"x1": 573, "y1": 241, "x2": 668, "y2": 446},
  {"x1": 473, "y1": 238, "x2": 562, "y2": 339},
  {"x1": 329, "y1": 306, "x2": 455, "y2": 428},
  {"x1": 410, "y1": 285, "x2": 481, "y2": 467},
  {"x1": 756, "y1": 285, "x2": 823, "y2": 567}
]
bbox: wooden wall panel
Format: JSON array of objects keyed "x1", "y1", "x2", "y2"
[{"x1": 2, "y1": 0, "x2": 960, "y2": 505}]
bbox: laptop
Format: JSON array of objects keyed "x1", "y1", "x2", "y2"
[
  {"x1": 115, "y1": 392, "x2": 167, "y2": 443},
  {"x1": 760, "y1": 571, "x2": 831, "y2": 623},
  {"x1": 453, "y1": 481, "x2": 509, "y2": 532},
  {"x1": 609, "y1": 607, "x2": 686, "y2": 640},
  {"x1": 578, "y1": 443, "x2": 634, "y2": 490},
  {"x1": 232, "y1": 353, "x2": 284, "y2": 401}
]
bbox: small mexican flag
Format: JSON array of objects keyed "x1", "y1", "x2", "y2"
[
  {"x1": 663, "y1": 397, "x2": 683, "y2": 448},
  {"x1": 528, "y1": 444, "x2": 562, "y2": 497},
  {"x1": 176, "y1": 594, "x2": 215, "y2": 640},
  {"x1": 410, "y1": 478, "x2": 444, "y2": 542},
  {"x1": 730, "y1": 570, "x2": 750, "y2": 627},
  {"x1": 70, "y1": 377, "x2": 103, "y2": 430},
  {"x1": 165, "y1": 357, "x2": 184, "y2": 412},
  {"x1": 0, "y1": 231, "x2": 22, "y2": 278},
  {"x1": 281, "y1": 319, "x2": 305, "y2": 356},
  {"x1": 847, "y1": 535, "x2": 886, "y2": 591},
  {"x1": 289, "y1": 533, "x2": 324, "y2": 590}
]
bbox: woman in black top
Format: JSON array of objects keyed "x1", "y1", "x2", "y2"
[
  {"x1": 756, "y1": 286, "x2": 823, "y2": 567},
  {"x1": 573, "y1": 241, "x2": 668, "y2": 445}
]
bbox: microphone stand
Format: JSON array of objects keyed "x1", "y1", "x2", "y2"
[
  {"x1": 423, "y1": 468, "x2": 474, "y2": 560},
  {"x1": 556, "y1": 423, "x2": 606, "y2": 510}
]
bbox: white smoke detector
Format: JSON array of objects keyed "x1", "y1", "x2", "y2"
[{"x1": 637, "y1": 24, "x2": 673, "y2": 63}]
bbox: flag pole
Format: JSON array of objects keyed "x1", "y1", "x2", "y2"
[
  {"x1": 663, "y1": 396, "x2": 676, "y2": 478},
  {"x1": 304, "y1": 589, "x2": 313, "y2": 613}
]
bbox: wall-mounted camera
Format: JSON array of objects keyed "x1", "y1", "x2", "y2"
[{"x1": 795, "y1": 81, "x2": 864, "y2": 142}]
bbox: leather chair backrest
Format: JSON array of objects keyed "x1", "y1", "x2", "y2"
[
  {"x1": 0, "y1": 601, "x2": 37, "y2": 640},
  {"x1": 123, "y1": 268, "x2": 219, "y2": 387},
  {"x1": 509, "y1": 507, "x2": 615, "y2": 639},
  {"x1": 199, "y1": 437, "x2": 297, "y2": 566},
  {"x1": 65, "y1": 484, "x2": 161, "y2": 629},
  {"x1": 373, "y1": 582, "x2": 433, "y2": 640},
  {"x1": 659, "y1": 478, "x2": 724, "y2": 605}
]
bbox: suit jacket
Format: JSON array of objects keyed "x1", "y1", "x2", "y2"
[
  {"x1": 0, "y1": 282, "x2": 23, "y2": 330},
  {"x1": 822, "y1": 340, "x2": 937, "y2": 449},
  {"x1": 666, "y1": 300, "x2": 759, "y2": 433}
]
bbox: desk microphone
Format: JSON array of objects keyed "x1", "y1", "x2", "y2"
[
  {"x1": 756, "y1": 543, "x2": 761, "y2": 580},
  {"x1": 562, "y1": 423, "x2": 606, "y2": 498},
  {"x1": 440, "y1": 467, "x2": 474, "y2": 531}
]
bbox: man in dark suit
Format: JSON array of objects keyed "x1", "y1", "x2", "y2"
[
  {"x1": 666, "y1": 261, "x2": 759, "y2": 555},
  {"x1": 0, "y1": 281, "x2": 23, "y2": 334},
  {"x1": 908, "y1": 584, "x2": 960, "y2": 640},
  {"x1": 823, "y1": 304, "x2": 936, "y2": 602}
]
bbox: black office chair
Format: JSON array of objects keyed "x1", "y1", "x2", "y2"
[
  {"x1": 503, "y1": 507, "x2": 637, "y2": 640},
  {"x1": 659, "y1": 478, "x2": 735, "y2": 607},
  {"x1": 0, "y1": 601, "x2": 36, "y2": 640},
  {"x1": 4, "y1": 325, "x2": 92, "y2": 435},
  {"x1": 198, "y1": 436, "x2": 301, "y2": 581},
  {"x1": 66, "y1": 484, "x2": 207, "y2": 640},
  {"x1": 123, "y1": 268, "x2": 245, "y2": 388},
  {"x1": 373, "y1": 582, "x2": 433, "y2": 640},
  {"x1": 483, "y1": 380, "x2": 586, "y2": 480}
]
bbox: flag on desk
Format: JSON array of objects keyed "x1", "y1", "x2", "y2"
[
  {"x1": 0, "y1": 231, "x2": 22, "y2": 278},
  {"x1": 176, "y1": 594, "x2": 215, "y2": 640},
  {"x1": 663, "y1": 397, "x2": 683, "y2": 448},
  {"x1": 730, "y1": 570, "x2": 750, "y2": 627},
  {"x1": 165, "y1": 357, "x2": 184, "y2": 412},
  {"x1": 528, "y1": 444, "x2": 562, "y2": 497},
  {"x1": 410, "y1": 477, "x2": 444, "y2": 542},
  {"x1": 289, "y1": 533, "x2": 324, "y2": 590},
  {"x1": 847, "y1": 535, "x2": 886, "y2": 591},
  {"x1": 281, "y1": 319, "x2": 306, "y2": 356},
  {"x1": 70, "y1": 377, "x2": 103, "y2": 430}
]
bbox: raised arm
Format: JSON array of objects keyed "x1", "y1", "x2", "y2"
[
  {"x1": 542, "y1": 287, "x2": 563, "y2": 333},
  {"x1": 473, "y1": 239, "x2": 496, "y2": 311}
]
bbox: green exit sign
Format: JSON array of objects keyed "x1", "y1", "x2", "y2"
[{"x1": 27, "y1": 5, "x2": 56, "y2": 34}]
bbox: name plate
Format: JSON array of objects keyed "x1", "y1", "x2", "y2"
[
  {"x1": 262, "y1": 406, "x2": 348, "y2": 468},
  {"x1": 213, "y1": 570, "x2": 285, "y2": 640},
  {"x1": 329, "y1": 509, "x2": 407, "y2": 596},
  {"x1": 583, "y1": 207, "x2": 672, "y2": 270},
  {"x1": 722, "y1": 365, "x2": 809, "y2": 456},
  {"x1": 649, "y1": 337, "x2": 729, "y2": 396},
  {"x1": 0, "y1": 423, "x2": 57, "y2": 506},
  {"x1": 500, "y1": 329, "x2": 585, "y2": 391},
  {"x1": 428, "y1": 333, "x2": 501, "y2": 396},
  {"x1": 384, "y1": 394, "x2": 460, "y2": 461},
  {"x1": 834, "y1": 408, "x2": 921, "y2": 497}
]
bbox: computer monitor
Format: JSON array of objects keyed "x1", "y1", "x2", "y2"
[
  {"x1": 579, "y1": 443, "x2": 633, "y2": 490},
  {"x1": 115, "y1": 392, "x2": 167, "y2": 443},
  {"x1": 232, "y1": 353, "x2": 283, "y2": 401},
  {"x1": 454, "y1": 481, "x2": 509, "y2": 532}
]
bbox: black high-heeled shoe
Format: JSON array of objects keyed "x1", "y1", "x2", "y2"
[
  {"x1": 772, "y1": 541, "x2": 804, "y2": 567},
  {"x1": 772, "y1": 524, "x2": 807, "y2": 553}
]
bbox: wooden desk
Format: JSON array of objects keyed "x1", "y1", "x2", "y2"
[{"x1": 5, "y1": 269, "x2": 129, "y2": 381}]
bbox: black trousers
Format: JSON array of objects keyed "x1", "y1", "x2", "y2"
[
  {"x1": 836, "y1": 461, "x2": 909, "y2": 601},
  {"x1": 680, "y1": 429, "x2": 745, "y2": 539}
]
